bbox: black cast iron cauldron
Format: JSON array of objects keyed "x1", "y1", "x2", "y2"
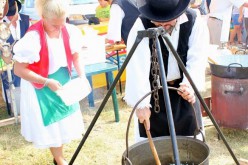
[
  {"x1": 122, "y1": 87, "x2": 210, "y2": 165},
  {"x1": 209, "y1": 55, "x2": 248, "y2": 79},
  {"x1": 122, "y1": 136, "x2": 210, "y2": 165}
]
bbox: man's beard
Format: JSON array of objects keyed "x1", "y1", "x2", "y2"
[{"x1": 163, "y1": 25, "x2": 176, "y2": 34}]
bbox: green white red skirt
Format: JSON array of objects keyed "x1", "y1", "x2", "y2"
[{"x1": 20, "y1": 67, "x2": 85, "y2": 148}]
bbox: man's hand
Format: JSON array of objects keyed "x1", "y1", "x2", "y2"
[
  {"x1": 177, "y1": 83, "x2": 196, "y2": 103},
  {"x1": 136, "y1": 107, "x2": 151, "y2": 130}
]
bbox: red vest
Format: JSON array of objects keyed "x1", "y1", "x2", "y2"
[{"x1": 27, "y1": 20, "x2": 73, "y2": 89}]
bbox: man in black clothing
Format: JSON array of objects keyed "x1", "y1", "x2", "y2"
[{"x1": 124, "y1": 0, "x2": 209, "y2": 142}]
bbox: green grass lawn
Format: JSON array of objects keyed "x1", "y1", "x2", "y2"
[{"x1": 0, "y1": 104, "x2": 10, "y2": 120}]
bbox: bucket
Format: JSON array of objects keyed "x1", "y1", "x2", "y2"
[{"x1": 122, "y1": 136, "x2": 210, "y2": 165}]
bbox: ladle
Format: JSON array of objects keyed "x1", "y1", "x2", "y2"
[{"x1": 144, "y1": 121, "x2": 161, "y2": 165}]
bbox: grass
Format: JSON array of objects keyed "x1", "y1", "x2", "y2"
[
  {"x1": 0, "y1": 87, "x2": 247, "y2": 165},
  {"x1": 0, "y1": 102, "x2": 10, "y2": 120},
  {"x1": 205, "y1": 126, "x2": 248, "y2": 165},
  {"x1": 0, "y1": 88, "x2": 135, "y2": 165}
]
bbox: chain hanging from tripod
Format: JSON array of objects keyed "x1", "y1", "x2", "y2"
[{"x1": 151, "y1": 36, "x2": 161, "y2": 113}]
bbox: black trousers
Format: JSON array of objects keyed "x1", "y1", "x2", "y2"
[{"x1": 139, "y1": 86, "x2": 201, "y2": 138}]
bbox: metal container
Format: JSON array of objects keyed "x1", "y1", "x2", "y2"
[
  {"x1": 211, "y1": 75, "x2": 248, "y2": 129},
  {"x1": 209, "y1": 55, "x2": 248, "y2": 79},
  {"x1": 122, "y1": 136, "x2": 209, "y2": 165}
]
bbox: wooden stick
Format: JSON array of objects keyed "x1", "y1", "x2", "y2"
[
  {"x1": 208, "y1": 57, "x2": 218, "y2": 65},
  {"x1": 144, "y1": 121, "x2": 161, "y2": 165}
]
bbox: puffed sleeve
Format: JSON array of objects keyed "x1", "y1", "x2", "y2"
[
  {"x1": 13, "y1": 31, "x2": 41, "y2": 64},
  {"x1": 66, "y1": 24, "x2": 84, "y2": 54}
]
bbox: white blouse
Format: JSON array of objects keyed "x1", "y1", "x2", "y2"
[
  {"x1": 13, "y1": 23, "x2": 84, "y2": 75},
  {"x1": 124, "y1": 13, "x2": 210, "y2": 108}
]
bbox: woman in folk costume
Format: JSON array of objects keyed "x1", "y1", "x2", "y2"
[
  {"x1": 13, "y1": 0, "x2": 88, "y2": 164},
  {"x1": 124, "y1": 0, "x2": 209, "y2": 142}
]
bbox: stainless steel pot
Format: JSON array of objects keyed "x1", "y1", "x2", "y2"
[
  {"x1": 122, "y1": 136, "x2": 209, "y2": 165},
  {"x1": 209, "y1": 55, "x2": 248, "y2": 79}
]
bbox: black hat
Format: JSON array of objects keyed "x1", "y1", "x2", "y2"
[
  {"x1": 137, "y1": 0, "x2": 190, "y2": 22},
  {"x1": 6, "y1": 0, "x2": 22, "y2": 16}
]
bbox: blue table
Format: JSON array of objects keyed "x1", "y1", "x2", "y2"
[
  {"x1": 106, "y1": 44, "x2": 126, "y2": 95},
  {"x1": 72, "y1": 62, "x2": 119, "y2": 122}
]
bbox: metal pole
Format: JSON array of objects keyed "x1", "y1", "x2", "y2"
[
  {"x1": 6, "y1": 63, "x2": 18, "y2": 124},
  {"x1": 162, "y1": 33, "x2": 240, "y2": 165},
  {"x1": 69, "y1": 35, "x2": 143, "y2": 165},
  {"x1": 70, "y1": 28, "x2": 184, "y2": 164},
  {"x1": 154, "y1": 33, "x2": 180, "y2": 165}
]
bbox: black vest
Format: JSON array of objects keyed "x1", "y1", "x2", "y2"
[
  {"x1": 140, "y1": 9, "x2": 196, "y2": 84},
  {"x1": 112, "y1": 0, "x2": 140, "y2": 44}
]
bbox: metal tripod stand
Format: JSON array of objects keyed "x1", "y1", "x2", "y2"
[{"x1": 69, "y1": 27, "x2": 240, "y2": 165}]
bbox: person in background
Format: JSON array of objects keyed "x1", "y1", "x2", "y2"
[
  {"x1": 125, "y1": 0, "x2": 209, "y2": 142},
  {"x1": 1, "y1": 0, "x2": 30, "y2": 114},
  {"x1": 106, "y1": 0, "x2": 140, "y2": 45},
  {"x1": 0, "y1": 0, "x2": 8, "y2": 20},
  {"x1": 207, "y1": 0, "x2": 248, "y2": 47},
  {"x1": 206, "y1": 0, "x2": 211, "y2": 9},
  {"x1": 12, "y1": 0, "x2": 88, "y2": 164},
  {"x1": 105, "y1": 0, "x2": 140, "y2": 105},
  {"x1": 239, "y1": 6, "x2": 248, "y2": 47},
  {"x1": 229, "y1": 6, "x2": 243, "y2": 46},
  {"x1": 200, "y1": 0, "x2": 209, "y2": 14},
  {"x1": 95, "y1": 0, "x2": 111, "y2": 22},
  {"x1": 190, "y1": 0, "x2": 209, "y2": 15}
]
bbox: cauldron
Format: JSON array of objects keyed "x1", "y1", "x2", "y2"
[
  {"x1": 122, "y1": 136, "x2": 209, "y2": 165},
  {"x1": 209, "y1": 55, "x2": 248, "y2": 79}
]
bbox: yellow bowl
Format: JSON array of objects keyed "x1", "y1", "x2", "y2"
[{"x1": 92, "y1": 24, "x2": 108, "y2": 35}]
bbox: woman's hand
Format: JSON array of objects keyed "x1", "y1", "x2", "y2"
[
  {"x1": 238, "y1": 15, "x2": 243, "y2": 23},
  {"x1": 177, "y1": 83, "x2": 195, "y2": 103},
  {"x1": 136, "y1": 107, "x2": 151, "y2": 130},
  {"x1": 46, "y1": 79, "x2": 62, "y2": 91}
]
